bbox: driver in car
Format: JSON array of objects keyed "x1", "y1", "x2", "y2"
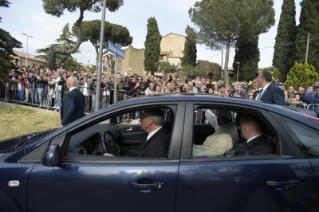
[{"x1": 103, "y1": 109, "x2": 171, "y2": 158}]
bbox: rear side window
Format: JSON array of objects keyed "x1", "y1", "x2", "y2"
[{"x1": 285, "y1": 121, "x2": 319, "y2": 158}]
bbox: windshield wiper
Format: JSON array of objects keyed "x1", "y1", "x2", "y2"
[{"x1": 13, "y1": 128, "x2": 58, "y2": 151}]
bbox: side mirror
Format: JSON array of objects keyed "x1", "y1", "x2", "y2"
[{"x1": 41, "y1": 144, "x2": 60, "y2": 166}]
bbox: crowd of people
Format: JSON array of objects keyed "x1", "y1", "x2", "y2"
[{"x1": 1, "y1": 66, "x2": 319, "y2": 114}]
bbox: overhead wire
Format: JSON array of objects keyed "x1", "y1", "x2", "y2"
[{"x1": 198, "y1": 36, "x2": 319, "y2": 60}]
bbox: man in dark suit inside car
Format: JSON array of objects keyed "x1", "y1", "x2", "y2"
[
  {"x1": 231, "y1": 113, "x2": 275, "y2": 155},
  {"x1": 104, "y1": 109, "x2": 171, "y2": 158}
]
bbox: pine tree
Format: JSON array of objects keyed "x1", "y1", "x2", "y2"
[
  {"x1": 0, "y1": 0, "x2": 22, "y2": 80},
  {"x1": 182, "y1": 26, "x2": 197, "y2": 67},
  {"x1": 36, "y1": 24, "x2": 81, "y2": 71},
  {"x1": 284, "y1": 62, "x2": 319, "y2": 88},
  {"x1": 233, "y1": 35, "x2": 260, "y2": 81},
  {"x1": 144, "y1": 17, "x2": 161, "y2": 74},
  {"x1": 295, "y1": 0, "x2": 319, "y2": 74},
  {"x1": 273, "y1": 0, "x2": 296, "y2": 82}
]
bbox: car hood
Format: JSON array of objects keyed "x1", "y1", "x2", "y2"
[{"x1": 0, "y1": 129, "x2": 57, "y2": 153}]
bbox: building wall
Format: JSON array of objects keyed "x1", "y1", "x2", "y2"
[
  {"x1": 12, "y1": 50, "x2": 46, "y2": 69},
  {"x1": 103, "y1": 45, "x2": 145, "y2": 75},
  {"x1": 160, "y1": 33, "x2": 186, "y2": 58}
]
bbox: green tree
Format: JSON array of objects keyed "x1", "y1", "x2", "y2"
[
  {"x1": 182, "y1": 26, "x2": 197, "y2": 67},
  {"x1": 73, "y1": 19, "x2": 132, "y2": 72},
  {"x1": 41, "y1": 0, "x2": 124, "y2": 70},
  {"x1": 264, "y1": 66, "x2": 282, "y2": 82},
  {"x1": 273, "y1": 0, "x2": 296, "y2": 82},
  {"x1": 155, "y1": 61, "x2": 176, "y2": 74},
  {"x1": 189, "y1": 0, "x2": 275, "y2": 86},
  {"x1": 284, "y1": 62, "x2": 319, "y2": 88},
  {"x1": 0, "y1": 0, "x2": 22, "y2": 80},
  {"x1": 295, "y1": 0, "x2": 319, "y2": 74},
  {"x1": 144, "y1": 17, "x2": 161, "y2": 74},
  {"x1": 233, "y1": 35, "x2": 260, "y2": 81},
  {"x1": 181, "y1": 65, "x2": 205, "y2": 79},
  {"x1": 36, "y1": 24, "x2": 81, "y2": 71}
]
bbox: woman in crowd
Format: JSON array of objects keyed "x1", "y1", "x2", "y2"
[{"x1": 155, "y1": 85, "x2": 161, "y2": 94}]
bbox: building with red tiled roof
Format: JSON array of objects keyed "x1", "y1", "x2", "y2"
[{"x1": 12, "y1": 50, "x2": 46, "y2": 68}]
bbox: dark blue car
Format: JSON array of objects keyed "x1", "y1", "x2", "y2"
[{"x1": 1, "y1": 94, "x2": 319, "y2": 212}]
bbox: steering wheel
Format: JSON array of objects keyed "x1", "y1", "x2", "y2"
[{"x1": 101, "y1": 130, "x2": 121, "y2": 156}]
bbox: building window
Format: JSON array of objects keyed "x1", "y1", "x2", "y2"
[{"x1": 160, "y1": 56, "x2": 164, "y2": 60}]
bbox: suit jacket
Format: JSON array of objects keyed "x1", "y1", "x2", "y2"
[
  {"x1": 259, "y1": 83, "x2": 285, "y2": 105},
  {"x1": 60, "y1": 88, "x2": 85, "y2": 126},
  {"x1": 131, "y1": 127, "x2": 171, "y2": 158},
  {"x1": 233, "y1": 134, "x2": 275, "y2": 154}
]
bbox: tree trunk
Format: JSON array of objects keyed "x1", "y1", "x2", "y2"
[
  {"x1": 223, "y1": 40, "x2": 230, "y2": 86},
  {"x1": 47, "y1": 9, "x2": 85, "y2": 70},
  {"x1": 47, "y1": 48, "x2": 56, "y2": 71}
]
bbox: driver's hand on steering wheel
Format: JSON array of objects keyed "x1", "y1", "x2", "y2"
[{"x1": 103, "y1": 153, "x2": 114, "y2": 157}]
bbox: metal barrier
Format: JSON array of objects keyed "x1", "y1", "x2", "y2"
[
  {"x1": 0, "y1": 79, "x2": 146, "y2": 114},
  {"x1": 307, "y1": 104, "x2": 319, "y2": 114}
]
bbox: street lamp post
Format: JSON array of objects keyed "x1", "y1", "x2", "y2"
[
  {"x1": 22, "y1": 33, "x2": 33, "y2": 67},
  {"x1": 236, "y1": 61, "x2": 240, "y2": 82}
]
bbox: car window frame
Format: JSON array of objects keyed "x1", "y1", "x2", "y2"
[
  {"x1": 270, "y1": 111, "x2": 319, "y2": 159},
  {"x1": 59, "y1": 102, "x2": 185, "y2": 162},
  {"x1": 180, "y1": 102, "x2": 300, "y2": 161}
]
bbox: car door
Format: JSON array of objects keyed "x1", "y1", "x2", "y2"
[
  {"x1": 175, "y1": 103, "x2": 316, "y2": 212},
  {"x1": 26, "y1": 103, "x2": 185, "y2": 212}
]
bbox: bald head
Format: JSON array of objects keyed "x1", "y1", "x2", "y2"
[{"x1": 67, "y1": 77, "x2": 77, "y2": 89}]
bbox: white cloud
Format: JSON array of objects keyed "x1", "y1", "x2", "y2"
[{"x1": 4, "y1": 0, "x2": 303, "y2": 69}]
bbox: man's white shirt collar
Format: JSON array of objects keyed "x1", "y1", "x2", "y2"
[
  {"x1": 257, "y1": 83, "x2": 271, "y2": 99},
  {"x1": 147, "y1": 127, "x2": 162, "y2": 141},
  {"x1": 247, "y1": 134, "x2": 262, "y2": 143},
  {"x1": 69, "y1": 87, "x2": 77, "y2": 92},
  {"x1": 262, "y1": 82, "x2": 271, "y2": 91}
]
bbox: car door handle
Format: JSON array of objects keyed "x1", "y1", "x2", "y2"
[
  {"x1": 130, "y1": 182, "x2": 165, "y2": 193},
  {"x1": 266, "y1": 180, "x2": 300, "y2": 190},
  {"x1": 125, "y1": 127, "x2": 133, "y2": 131}
]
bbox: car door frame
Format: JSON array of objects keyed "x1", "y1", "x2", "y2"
[{"x1": 176, "y1": 101, "x2": 316, "y2": 212}]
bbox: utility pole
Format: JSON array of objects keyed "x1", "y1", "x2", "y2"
[
  {"x1": 305, "y1": 32, "x2": 310, "y2": 63},
  {"x1": 95, "y1": 0, "x2": 107, "y2": 112},
  {"x1": 221, "y1": 49, "x2": 223, "y2": 78},
  {"x1": 22, "y1": 33, "x2": 33, "y2": 67}
]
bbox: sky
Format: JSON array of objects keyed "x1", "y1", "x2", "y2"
[{"x1": 1, "y1": 0, "x2": 302, "y2": 69}]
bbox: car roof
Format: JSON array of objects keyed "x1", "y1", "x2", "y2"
[{"x1": 104, "y1": 94, "x2": 317, "y2": 129}]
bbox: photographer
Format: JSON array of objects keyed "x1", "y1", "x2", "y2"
[
  {"x1": 9, "y1": 70, "x2": 19, "y2": 101},
  {"x1": 89, "y1": 73, "x2": 99, "y2": 113},
  {"x1": 78, "y1": 73, "x2": 91, "y2": 113},
  {"x1": 27, "y1": 71, "x2": 37, "y2": 104}
]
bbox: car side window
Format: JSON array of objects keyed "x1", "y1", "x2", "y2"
[
  {"x1": 284, "y1": 120, "x2": 319, "y2": 158},
  {"x1": 65, "y1": 107, "x2": 174, "y2": 159},
  {"x1": 192, "y1": 108, "x2": 278, "y2": 159}
]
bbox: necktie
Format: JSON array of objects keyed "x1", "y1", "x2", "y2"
[{"x1": 257, "y1": 89, "x2": 263, "y2": 100}]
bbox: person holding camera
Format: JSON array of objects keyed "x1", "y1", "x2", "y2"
[
  {"x1": 78, "y1": 73, "x2": 92, "y2": 113},
  {"x1": 89, "y1": 73, "x2": 99, "y2": 113}
]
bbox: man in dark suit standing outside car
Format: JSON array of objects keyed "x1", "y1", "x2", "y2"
[
  {"x1": 255, "y1": 71, "x2": 285, "y2": 105},
  {"x1": 104, "y1": 109, "x2": 171, "y2": 158},
  {"x1": 60, "y1": 77, "x2": 85, "y2": 127}
]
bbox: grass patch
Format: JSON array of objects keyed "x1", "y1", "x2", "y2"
[{"x1": 0, "y1": 103, "x2": 61, "y2": 141}]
